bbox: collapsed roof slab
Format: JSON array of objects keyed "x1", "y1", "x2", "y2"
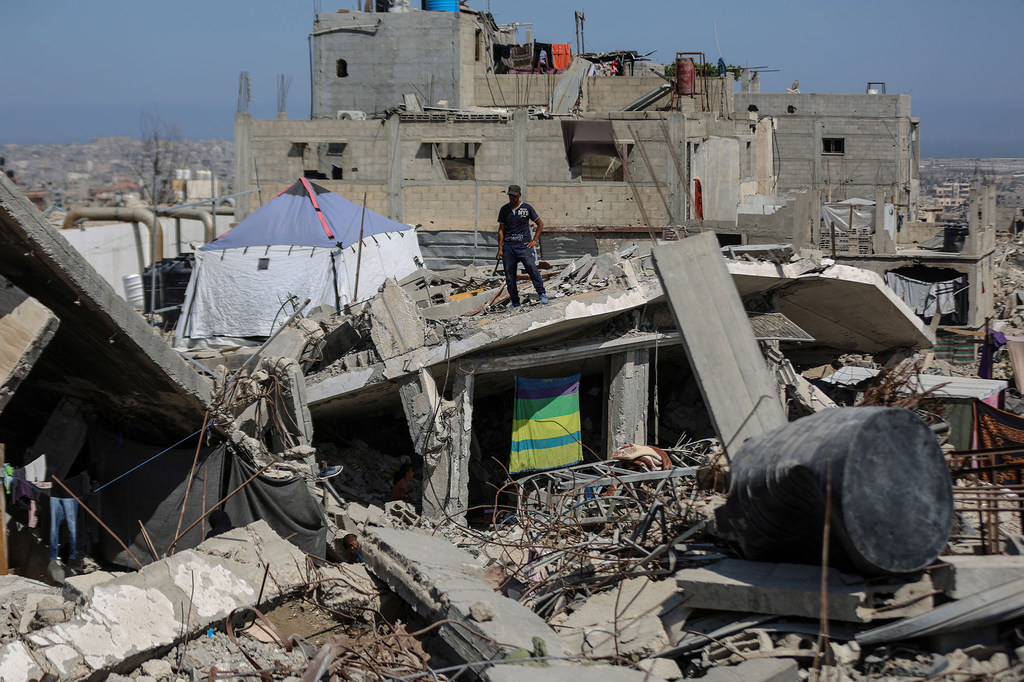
[
  {"x1": 0, "y1": 275, "x2": 59, "y2": 414},
  {"x1": 728, "y1": 260, "x2": 934, "y2": 355},
  {"x1": 306, "y1": 281, "x2": 663, "y2": 419},
  {"x1": 0, "y1": 176, "x2": 212, "y2": 436}
]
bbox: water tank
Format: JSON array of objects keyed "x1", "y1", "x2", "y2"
[
  {"x1": 676, "y1": 57, "x2": 696, "y2": 95},
  {"x1": 425, "y1": 0, "x2": 458, "y2": 10},
  {"x1": 715, "y1": 407, "x2": 953, "y2": 576}
]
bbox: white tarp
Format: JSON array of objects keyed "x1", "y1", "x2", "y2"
[
  {"x1": 177, "y1": 230, "x2": 422, "y2": 342},
  {"x1": 821, "y1": 199, "x2": 874, "y2": 234}
]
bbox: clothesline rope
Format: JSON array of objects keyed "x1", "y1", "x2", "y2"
[{"x1": 93, "y1": 426, "x2": 210, "y2": 493}]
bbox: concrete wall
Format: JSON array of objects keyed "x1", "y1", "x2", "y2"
[
  {"x1": 734, "y1": 92, "x2": 919, "y2": 224},
  {"x1": 238, "y1": 112, "x2": 766, "y2": 233},
  {"x1": 312, "y1": 11, "x2": 465, "y2": 116}
]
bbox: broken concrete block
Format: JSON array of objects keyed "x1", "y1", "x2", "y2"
[
  {"x1": 932, "y1": 555, "x2": 1024, "y2": 600},
  {"x1": 1, "y1": 520, "x2": 309, "y2": 682},
  {"x1": 345, "y1": 503, "x2": 385, "y2": 527},
  {"x1": 385, "y1": 500, "x2": 420, "y2": 526},
  {"x1": 361, "y1": 525, "x2": 570, "y2": 677},
  {"x1": 0, "y1": 641, "x2": 45, "y2": 682},
  {"x1": 487, "y1": 665, "x2": 666, "y2": 682},
  {"x1": 18, "y1": 593, "x2": 68, "y2": 634},
  {"x1": 698, "y1": 657, "x2": 800, "y2": 682},
  {"x1": 0, "y1": 274, "x2": 59, "y2": 416},
  {"x1": 63, "y1": 570, "x2": 118, "y2": 603},
  {"x1": 470, "y1": 600, "x2": 495, "y2": 622},
  {"x1": 141, "y1": 659, "x2": 174, "y2": 678},
  {"x1": 367, "y1": 278, "x2": 427, "y2": 361}
]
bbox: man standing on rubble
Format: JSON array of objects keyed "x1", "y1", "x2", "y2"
[{"x1": 497, "y1": 184, "x2": 548, "y2": 307}]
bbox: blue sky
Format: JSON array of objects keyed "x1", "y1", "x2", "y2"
[{"x1": 1, "y1": 0, "x2": 1021, "y2": 157}]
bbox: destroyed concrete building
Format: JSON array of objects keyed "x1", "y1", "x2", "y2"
[{"x1": 1, "y1": 3, "x2": 1024, "y2": 681}]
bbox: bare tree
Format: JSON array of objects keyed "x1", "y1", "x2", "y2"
[{"x1": 124, "y1": 110, "x2": 191, "y2": 205}]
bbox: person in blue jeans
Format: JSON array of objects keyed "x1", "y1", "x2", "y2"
[
  {"x1": 49, "y1": 496, "x2": 78, "y2": 563},
  {"x1": 497, "y1": 184, "x2": 548, "y2": 308}
]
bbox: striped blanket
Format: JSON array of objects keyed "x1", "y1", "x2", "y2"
[{"x1": 510, "y1": 374, "x2": 583, "y2": 474}]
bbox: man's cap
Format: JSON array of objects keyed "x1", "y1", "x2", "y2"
[{"x1": 507, "y1": 184, "x2": 521, "y2": 195}]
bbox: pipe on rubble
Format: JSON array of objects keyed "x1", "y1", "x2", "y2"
[
  {"x1": 159, "y1": 207, "x2": 215, "y2": 245},
  {"x1": 62, "y1": 206, "x2": 164, "y2": 267}
]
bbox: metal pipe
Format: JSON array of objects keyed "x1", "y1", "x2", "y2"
[
  {"x1": 158, "y1": 207, "x2": 215, "y2": 243},
  {"x1": 62, "y1": 206, "x2": 164, "y2": 262}
]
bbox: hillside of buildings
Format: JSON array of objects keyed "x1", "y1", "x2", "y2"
[{"x1": 0, "y1": 137, "x2": 234, "y2": 207}]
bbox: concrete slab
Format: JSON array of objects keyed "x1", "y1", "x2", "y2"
[
  {"x1": 728, "y1": 260, "x2": 933, "y2": 354},
  {"x1": 652, "y1": 232, "x2": 787, "y2": 452},
  {"x1": 486, "y1": 664, "x2": 666, "y2": 682},
  {"x1": 932, "y1": 555, "x2": 1024, "y2": 600},
  {"x1": 361, "y1": 526, "x2": 571, "y2": 680},
  {"x1": 699, "y1": 658, "x2": 800, "y2": 682},
  {"x1": 0, "y1": 173, "x2": 212, "y2": 434},
  {"x1": 675, "y1": 559, "x2": 934, "y2": 623},
  {"x1": 0, "y1": 520, "x2": 309, "y2": 681},
  {"x1": 0, "y1": 274, "x2": 58, "y2": 413}
]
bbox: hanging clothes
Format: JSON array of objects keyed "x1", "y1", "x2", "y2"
[
  {"x1": 884, "y1": 272, "x2": 964, "y2": 318},
  {"x1": 979, "y1": 330, "x2": 1007, "y2": 379},
  {"x1": 551, "y1": 43, "x2": 572, "y2": 70},
  {"x1": 1006, "y1": 336, "x2": 1024, "y2": 393},
  {"x1": 509, "y1": 44, "x2": 533, "y2": 72}
]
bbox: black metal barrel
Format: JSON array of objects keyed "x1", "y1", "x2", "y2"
[{"x1": 715, "y1": 407, "x2": 953, "y2": 576}]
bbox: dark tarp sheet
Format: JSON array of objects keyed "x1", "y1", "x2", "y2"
[
  {"x1": 91, "y1": 430, "x2": 225, "y2": 568},
  {"x1": 223, "y1": 455, "x2": 327, "y2": 559}
]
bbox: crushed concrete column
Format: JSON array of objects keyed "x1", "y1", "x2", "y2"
[
  {"x1": 667, "y1": 113, "x2": 687, "y2": 222},
  {"x1": 449, "y1": 369, "x2": 474, "y2": 522},
  {"x1": 265, "y1": 356, "x2": 314, "y2": 452},
  {"x1": 397, "y1": 368, "x2": 467, "y2": 523},
  {"x1": 651, "y1": 232, "x2": 786, "y2": 453},
  {"x1": 606, "y1": 349, "x2": 650, "y2": 454}
]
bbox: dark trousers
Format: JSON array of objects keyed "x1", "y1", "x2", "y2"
[{"x1": 502, "y1": 243, "x2": 545, "y2": 305}]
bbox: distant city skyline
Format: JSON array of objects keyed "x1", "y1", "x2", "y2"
[{"x1": 1, "y1": 0, "x2": 1021, "y2": 158}]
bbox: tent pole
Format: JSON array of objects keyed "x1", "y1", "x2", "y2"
[
  {"x1": 353, "y1": 193, "x2": 367, "y2": 301},
  {"x1": 331, "y1": 251, "x2": 341, "y2": 313}
]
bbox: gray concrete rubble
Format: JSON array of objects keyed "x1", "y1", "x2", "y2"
[
  {"x1": 359, "y1": 525, "x2": 660, "y2": 680},
  {"x1": 0, "y1": 520, "x2": 309, "y2": 681}
]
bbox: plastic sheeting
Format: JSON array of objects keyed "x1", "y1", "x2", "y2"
[
  {"x1": 884, "y1": 272, "x2": 964, "y2": 318},
  {"x1": 91, "y1": 430, "x2": 226, "y2": 568},
  {"x1": 223, "y1": 455, "x2": 327, "y2": 559},
  {"x1": 177, "y1": 230, "x2": 422, "y2": 341},
  {"x1": 821, "y1": 199, "x2": 874, "y2": 234}
]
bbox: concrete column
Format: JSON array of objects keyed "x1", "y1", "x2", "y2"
[
  {"x1": 873, "y1": 187, "x2": 895, "y2": 254},
  {"x1": 812, "y1": 119, "x2": 823, "y2": 199},
  {"x1": 810, "y1": 186, "x2": 822, "y2": 248},
  {"x1": 792, "y1": 190, "x2": 809, "y2": 251},
  {"x1": 606, "y1": 349, "x2": 650, "y2": 454},
  {"x1": 512, "y1": 110, "x2": 528, "y2": 190},
  {"x1": 386, "y1": 114, "x2": 403, "y2": 221},
  {"x1": 667, "y1": 113, "x2": 687, "y2": 224},
  {"x1": 233, "y1": 113, "x2": 253, "y2": 221}
]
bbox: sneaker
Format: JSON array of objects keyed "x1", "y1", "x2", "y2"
[
  {"x1": 510, "y1": 303, "x2": 521, "y2": 308},
  {"x1": 318, "y1": 465, "x2": 342, "y2": 480},
  {"x1": 539, "y1": 294, "x2": 549, "y2": 304}
]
